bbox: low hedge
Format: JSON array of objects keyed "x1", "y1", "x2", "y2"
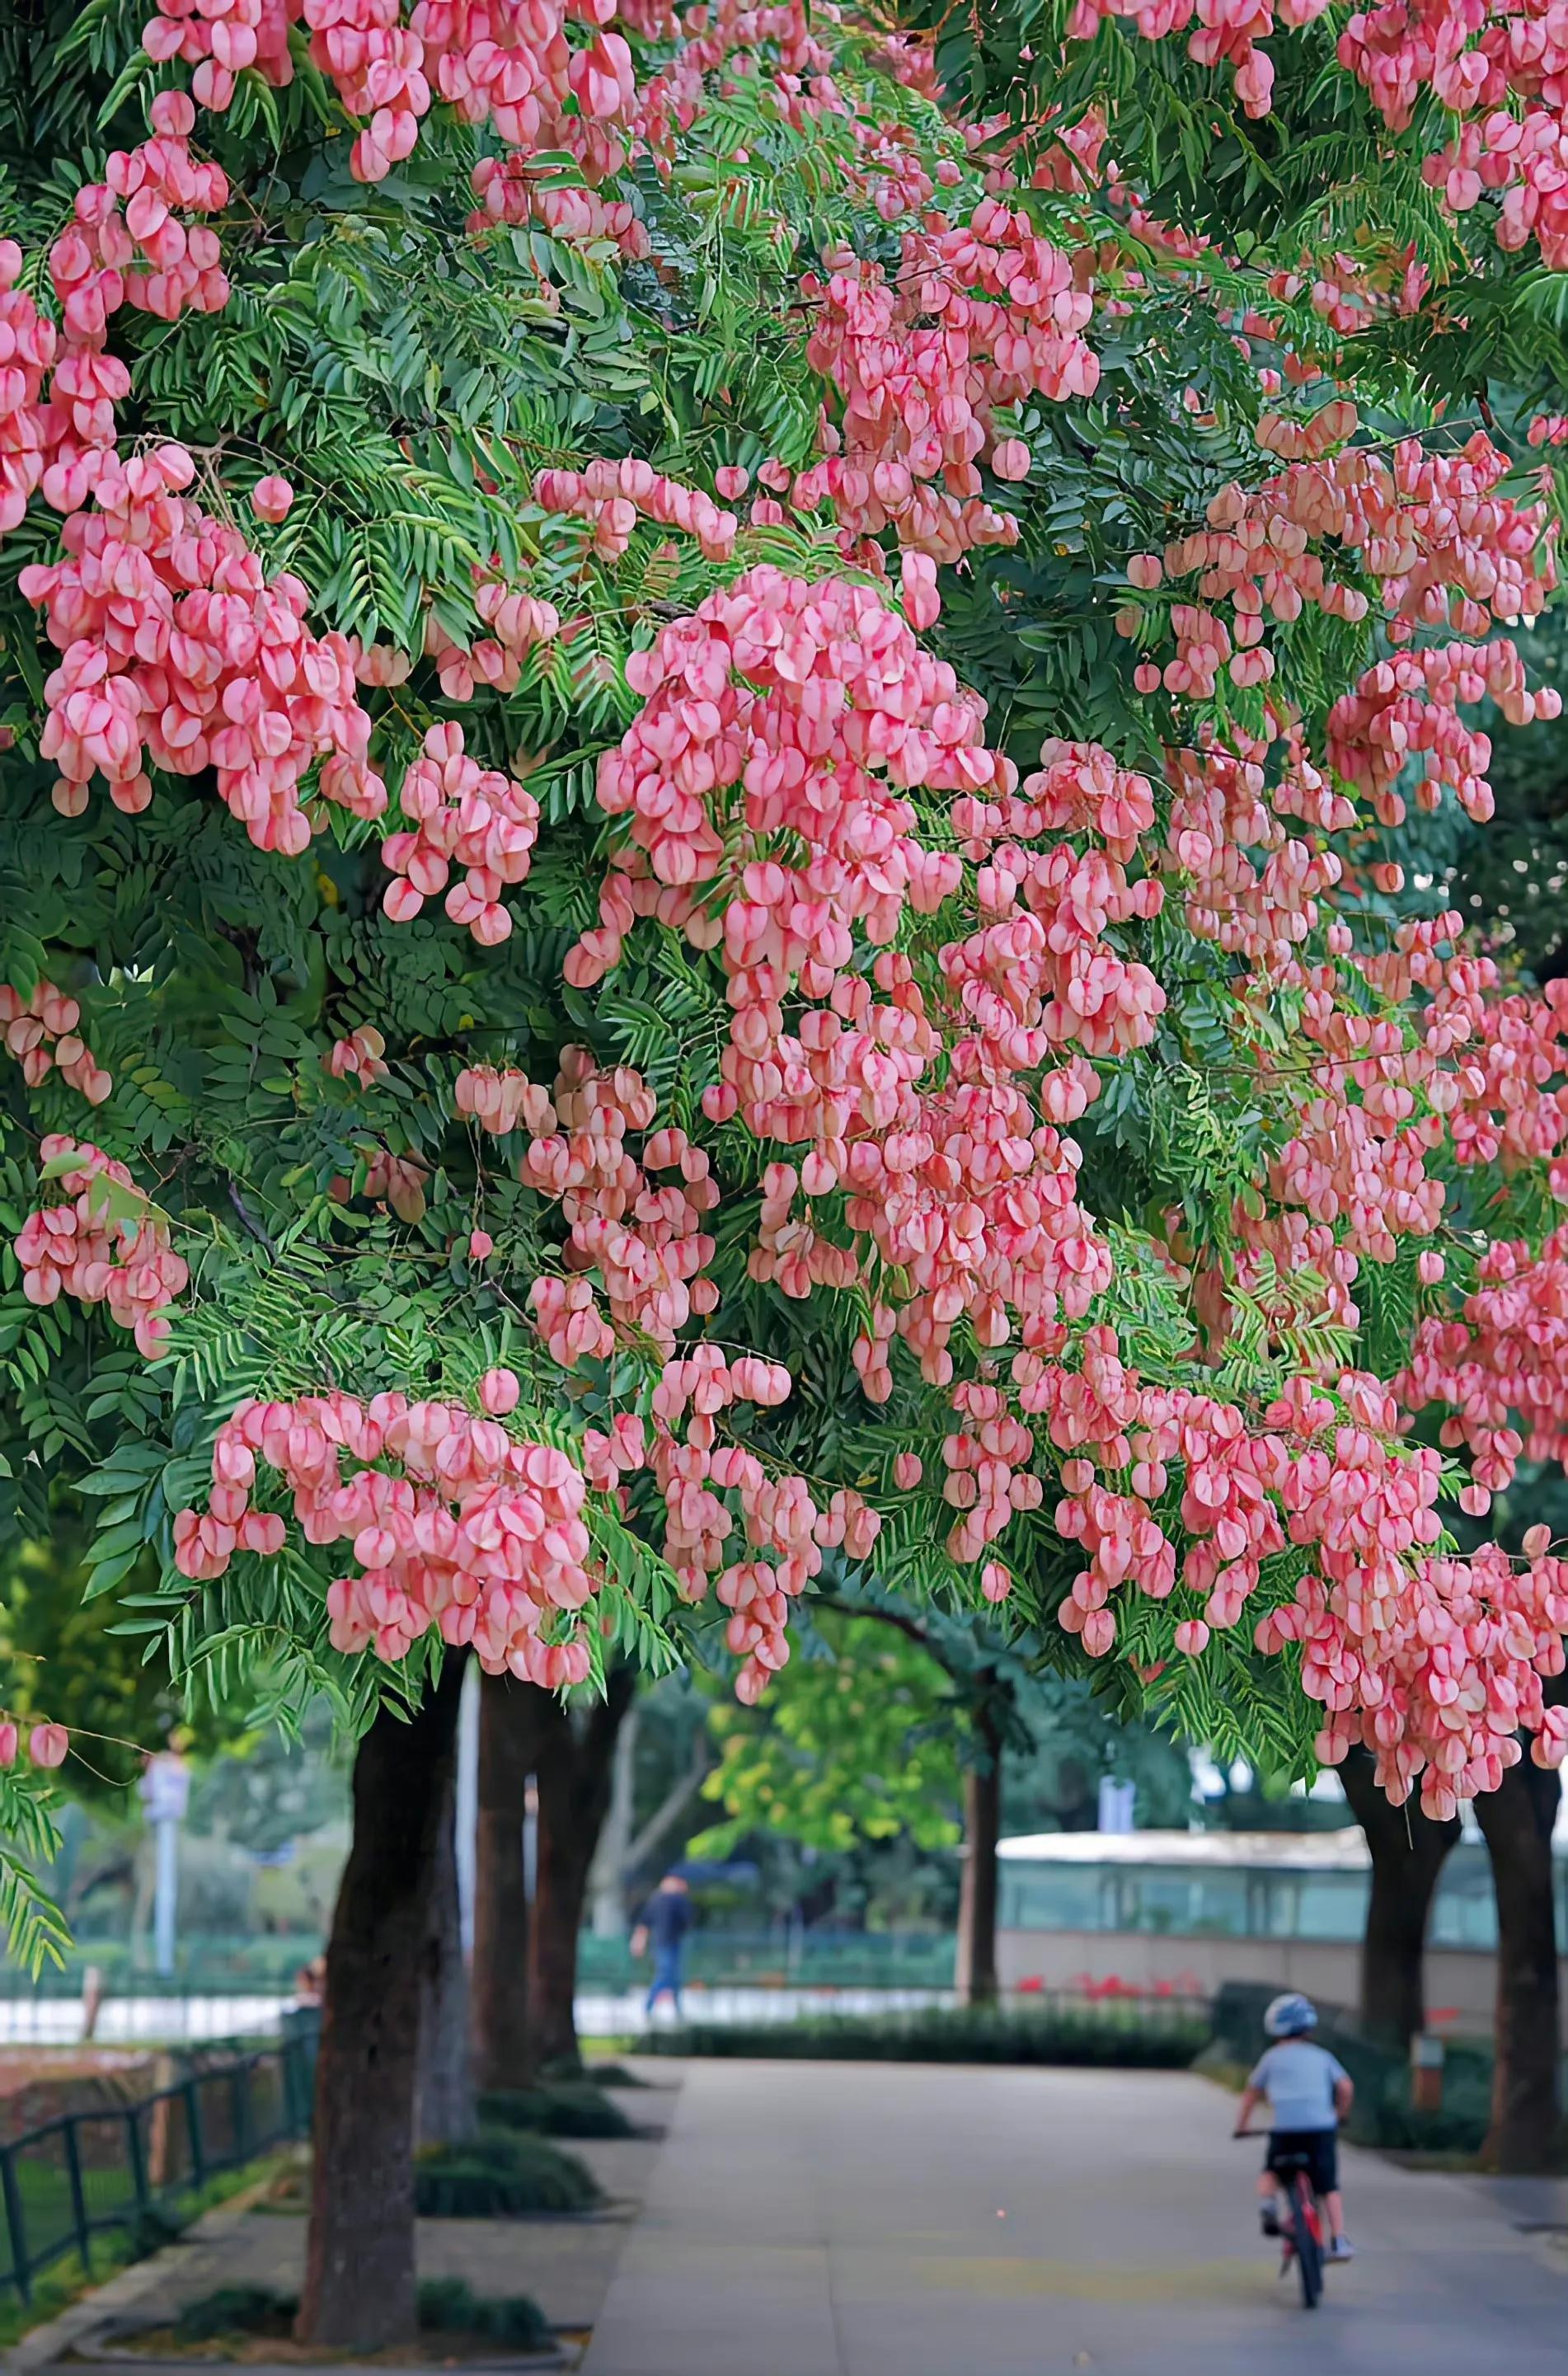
[
  {"x1": 543, "y1": 2054, "x2": 650, "y2": 2088},
  {"x1": 584, "y1": 2060, "x2": 650, "y2": 2088},
  {"x1": 169, "y1": 2280, "x2": 549, "y2": 2350},
  {"x1": 415, "y1": 2276, "x2": 551, "y2": 2346},
  {"x1": 478, "y1": 2081, "x2": 633, "y2": 2138},
  {"x1": 415, "y1": 2127, "x2": 603, "y2": 2216},
  {"x1": 173, "y1": 2287, "x2": 293, "y2": 2344},
  {"x1": 641, "y1": 2002, "x2": 1205, "y2": 2068}
]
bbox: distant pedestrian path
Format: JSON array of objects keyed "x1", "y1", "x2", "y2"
[{"x1": 584, "y1": 2062, "x2": 1568, "y2": 2376}]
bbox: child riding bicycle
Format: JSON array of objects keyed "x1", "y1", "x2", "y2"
[{"x1": 1232, "y1": 1993, "x2": 1356, "y2": 2263}]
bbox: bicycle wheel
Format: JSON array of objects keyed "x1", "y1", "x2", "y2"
[{"x1": 1292, "y1": 2174, "x2": 1323, "y2": 2309}]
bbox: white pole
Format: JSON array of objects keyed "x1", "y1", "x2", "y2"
[
  {"x1": 153, "y1": 1816, "x2": 179, "y2": 1978},
  {"x1": 140, "y1": 1749, "x2": 191, "y2": 1984},
  {"x1": 455, "y1": 1659, "x2": 481, "y2": 1956}
]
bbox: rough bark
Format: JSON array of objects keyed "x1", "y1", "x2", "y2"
[
  {"x1": 955, "y1": 1706, "x2": 1002, "y2": 2007},
  {"x1": 295, "y1": 1663, "x2": 465, "y2": 2348},
  {"x1": 530, "y1": 1666, "x2": 638, "y2": 2073},
  {"x1": 470, "y1": 1670, "x2": 546, "y2": 2093},
  {"x1": 1476, "y1": 1748, "x2": 1562, "y2": 2172},
  {"x1": 1340, "y1": 1744, "x2": 1460, "y2": 2050},
  {"x1": 416, "y1": 1744, "x2": 475, "y2": 2148}
]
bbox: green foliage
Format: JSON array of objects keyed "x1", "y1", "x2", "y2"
[
  {"x1": 642, "y1": 1999, "x2": 1208, "y2": 2066},
  {"x1": 566, "y1": 2058, "x2": 650, "y2": 2087},
  {"x1": 691, "y1": 1585, "x2": 1203, "y2": 1889},
  {"x1": 692, "y1": 1613, "x2": 964, "y2": 1857},
  {"x1": 415, "y1": 2277, "x2": 552, "y2": 2348},
  {"x1": 171, "y1": 2286, "x2": 297, "y2": 2344},
  {"x1": 477, "y1": 2082, "x2": 634, "y2": 2139},
  {"x1": 0, "y1": 1830, "x2": 72, "y2": 1975},
  {"x1": 413, "y1": 2128, "x2": 603, "y2": 2216},
  {"x1": 0, "y1": 1512, "x2": 211, "y2": 1793},
  {"x1": 165, "y1": 2279, "x2": 551, "y2": 2350}
]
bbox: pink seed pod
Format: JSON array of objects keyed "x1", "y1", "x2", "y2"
[{"x1": 251, "y1": 475, "x2": 294, "y2": 523}]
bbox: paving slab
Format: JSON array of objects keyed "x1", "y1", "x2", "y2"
[{"x1": 581, "y1": 2059, "x2": 1568, "y2": 2376}]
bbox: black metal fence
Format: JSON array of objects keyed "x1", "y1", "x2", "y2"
[{"x1": 0, "y1": 2026, "x2": 316, "y2": 2303}]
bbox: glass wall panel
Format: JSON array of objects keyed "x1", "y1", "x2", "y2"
[
  {"x1": 998, "y1": 1867, "x2": 1109, "y2": 1930},
  {"x1": 998, "y1": 1840, "x2": 1563, "y2": 1951},
  {"x1": 1188, "y1": 1871, "x2": 1250, "y2": 1936},
  {"x1": 1293, "y1": 1873, "x2": 1369, "y2": 1941},
  {"x1": 1121, "y1": 1871, "x2": 1195, "y2": 1934},
  {"x1": 1249, "y1": 1874, "x2": 1298, "y2": 1937},
  {"x1": 1430, "y1": 1848, "x2": 1497, "y2": 1950}
]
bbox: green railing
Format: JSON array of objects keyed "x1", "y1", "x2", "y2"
[
  {"x1": 0, "y1": 1929, "x2": 961, "y2": 2004},
  {"x1": 0, "y1": 2026, "x2": 317, "y2": 2303},
  {"x1": 0, "y1": 1937, "x2": 321, "y2": 1998},
  {"x1": 575, "y1": 1928, "x2": 959, "y2": 1991}
]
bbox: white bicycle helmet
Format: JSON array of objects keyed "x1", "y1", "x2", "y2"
[{"x1": 1264, "y1": 1991, "x2": 1318, "y2": 2038}]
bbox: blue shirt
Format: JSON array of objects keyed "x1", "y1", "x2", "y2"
[
  {"x1": 1247, "y1": 2040, "x2": 1349, "y2": 2133},
  {"x1": 641, "y1": 1891, "x2": 692, "y2": 1952}
]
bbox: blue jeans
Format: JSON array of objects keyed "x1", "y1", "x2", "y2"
[{"x1": 646, "y1": 1946, "x2": 683, "y2": 2017}]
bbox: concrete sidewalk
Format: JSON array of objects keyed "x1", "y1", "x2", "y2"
[{"x1": 582, "y1": 2061, "x2": 1568, "y2": 2376}]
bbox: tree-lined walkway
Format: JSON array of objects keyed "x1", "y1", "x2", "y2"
[{"x1": 584, "y1": 2063, "x2": 1568, "y2": 2376}]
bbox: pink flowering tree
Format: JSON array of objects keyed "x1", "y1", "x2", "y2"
[{"x1": 7, "y1": 0, "x2": 1568, "y2": 2325}]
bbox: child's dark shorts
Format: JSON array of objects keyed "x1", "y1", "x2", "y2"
[{"x1": 1265, "y1": 2129, "x2": 1338, "y2": 2195}]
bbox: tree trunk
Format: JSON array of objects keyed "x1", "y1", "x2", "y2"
[
  {"x1": 1340, "y1": 1744, "x2": 1460, "y2": 2049},
  {"x1": 586, "y1": 1702, "x2": 640, "y2": 1937},
  {"x1": 470, "y1": 1671, "x2": 545, "y2": 2094},
  {"x1": 955, "y1": 1707, "x2": 1001, "y2": 2007},
  {"x1": 416, "y1": 1743, "x2": 475, "y2": 2148},
  {"x1": 1476, "y1": 1749, "x2": 1562, "y2": 2173},
  {"x1": 296, "y1": 1663, "x2": 465, "y2": 2348},
  {"x1": 530, "y1": 1667, "x2": 637, "y2": 2073}
]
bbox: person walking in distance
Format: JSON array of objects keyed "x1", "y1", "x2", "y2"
[{"x1": 633, "y1": 1872, "x2": 692, "y2": 2021}]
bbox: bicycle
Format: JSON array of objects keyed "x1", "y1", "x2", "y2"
[{"x1": 1235, "y1": 2130, "x2": 1326, "y2": 2308}]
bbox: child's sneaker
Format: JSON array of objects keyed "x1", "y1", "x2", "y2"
[
  {"x1": 1327, "y1": 2234, "x2": 1356, "y2": 2261},
  {"x1": 1260, "y1": 2203, "x2": 1283, "y2": 2238}
]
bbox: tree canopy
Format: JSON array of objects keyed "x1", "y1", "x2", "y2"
[{"x1": 3, "y1": 0, "x2": 1568, "y2": 1972}]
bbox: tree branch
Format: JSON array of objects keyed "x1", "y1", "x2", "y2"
[
  {"x1": 228, "y1": 1181, "x2": 279, "y2": 1259},
  {"x1": 624, "y1": 1731, "x2": 711, "y2": 1875},
  {"x1": 813, "y1": 1590, "x2": 936, "y2": 1660}
]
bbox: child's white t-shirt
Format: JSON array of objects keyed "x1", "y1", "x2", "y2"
[{"x1": 1247, "y1": 2039, "x2": 1349, "y2": 2132}]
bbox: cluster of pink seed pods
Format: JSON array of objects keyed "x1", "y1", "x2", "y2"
[
  {"x1": 15, "y1": 1136, "x2": 189, "y2": 1358},
  {"x1": 801, "y1": 201, "x2": 1099, "y2": 560},
  {"x1": 382, "y1": 723, "x2": 541, "y2": 946},
  {"x1": 0, "y1": 983, "x2": 111, "y2": 1105}
]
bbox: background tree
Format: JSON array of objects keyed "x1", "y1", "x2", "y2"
[
  {"x1": 693, "y1": 1618, "x2": 966, "y2": 1866},
  {"x1": 470, "y1": 1673, "x2": 543, "y2": 2097},
  {"x1": 528, "y1": 1666, "x2": 639, "y2": 2072},
  {"x1": 586, "y1": 1672, "x2": 712, "y2": 1937},
  {"x1": 695, "y1": 1590, "x2": 1201, "y2": 1999},
  {"x1": 1339, "y1": 1745, "x2": 1461, "y2": 2051},
  {"x1": 416, "y1": 1697, "x2": 475, "y2": 2150}
]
